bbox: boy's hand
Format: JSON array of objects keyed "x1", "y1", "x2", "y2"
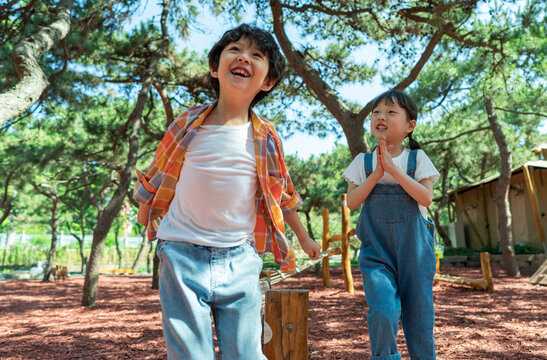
[{"x1": 299, "y1": 236, "x2": 321, "y2": 260}]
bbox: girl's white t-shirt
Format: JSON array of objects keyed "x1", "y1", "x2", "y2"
[
  {"x1": 156, "y1": 121, "x2": 258, "y2": 247},
  {"x1": 343, "y1": 148, "x2": 440, "y2": 218}
]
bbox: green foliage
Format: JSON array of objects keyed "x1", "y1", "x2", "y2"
[
  {"x1": 515, "y1": 243, "x2": 541, "y2": 255},
  {"x1": 443, "y1": 247, "x2": 476, "y2": 256},
  {"x1": 1, "y1": 0, "x2": 545, "y2": 267}
]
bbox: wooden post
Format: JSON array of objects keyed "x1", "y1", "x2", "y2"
[
  {"x1": 321, "y1": 208, "x2": 331, "y2": 287},
  {"x1": 434, "y1": 253, "x2": 440, "y2": 285},
  {"x1": 522, "y1": 165, "x2": 546, "y2": 253},
  {"x1": 263, "y1": 290, "x2": 308, "y2": 360},
  {"x1": 480, "y1": 252, "x2": 494, "y2": 292},
  {"x1": 340, "y1": 194, "x2": 355, "y2": 294}
]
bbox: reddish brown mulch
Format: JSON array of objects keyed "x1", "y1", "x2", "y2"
[{"x1": 0, "y1": 265, "x2": 545, "y2": 359}]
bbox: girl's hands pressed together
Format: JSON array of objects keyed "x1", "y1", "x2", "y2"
[
  {"x1": 373, "y1": 144, "x2": 384, "y2": 179},
  {"x1": 378, "y1": 137, "x2": 396, "y2": 175}
]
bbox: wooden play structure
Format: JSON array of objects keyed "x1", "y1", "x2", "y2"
[
  {"x1": 321, "y1": 194, "x2": 355, "y2": 294},
  {"x1": 258, "y1": 195, "x2": 357, "y2": 358},
  {"x1": 445, "y1": 160, "x2": 546, "y2": 252},
  {"x1": 434, "y1": 252, "x2": 494, "y2": 292},
  {"x1": 263, "y1": 289, "x2": 309, "y2": 360},
  {"x1": 529, "y1": 259, "x2": 547, "y2": 286}
]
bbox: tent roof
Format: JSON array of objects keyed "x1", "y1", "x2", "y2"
[{"x1": 448, "y1": 160, "x2": 547, "y2": 196}]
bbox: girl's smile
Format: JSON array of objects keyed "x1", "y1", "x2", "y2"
[{"x1": 371, "y1": 98, "x2": 415, "y2": 146}]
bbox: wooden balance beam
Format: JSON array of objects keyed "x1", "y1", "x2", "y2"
[
  {"x1": 99, "y1": 268, "x2": 135, "y2": 275},
  {"x1": 434, "y1": 252, "x2": 494, "y2": 292}
]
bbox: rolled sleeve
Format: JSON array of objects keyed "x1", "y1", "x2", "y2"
[
  {"x1": 133, "y1": 169, "x2": 157, "y2": 204},
  {"x1": 280, "y1": 171, "x2": 302, "y2": 214}
]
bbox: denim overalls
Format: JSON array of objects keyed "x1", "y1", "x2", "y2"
[{"x1": 357, "y1": 150, "x2": 436, "y2": 360}]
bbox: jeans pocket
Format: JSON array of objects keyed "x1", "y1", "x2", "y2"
[
  {"x1": 156, "y1": 239, "x2": 168, "y2": 257},
  {"x1": 244, "y1": 241, "x2": 263, "y2": 270}
]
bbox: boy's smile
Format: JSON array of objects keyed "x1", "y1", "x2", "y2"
[{"x1": 211, "y1": 37, "x2": 274, "y2": 100}]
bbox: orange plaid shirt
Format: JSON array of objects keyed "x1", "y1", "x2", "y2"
[{"x1": 133, "y1": 103, "x2": 301, "y2": 273}]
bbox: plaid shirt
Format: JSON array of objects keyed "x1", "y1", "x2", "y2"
[{"x1": 134, "y1": 103, "x2": 301, "y2": 273}]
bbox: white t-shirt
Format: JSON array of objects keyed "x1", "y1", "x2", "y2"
[
  {"x1": 156, "y1": 121, "x2": 258, "y2": 247},
  {"x1": 343, "y1": 148, "x2": 439, "y2": 218}
]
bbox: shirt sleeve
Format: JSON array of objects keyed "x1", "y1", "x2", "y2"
[
  {"x1": 343, "y1": 153, "x2": 365, "y2": 185},
  {"x1": 415, "y1": 150, "x2": 440, "y2": 184}
]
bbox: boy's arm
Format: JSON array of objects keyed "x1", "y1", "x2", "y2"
[{"x1": 283, "y1": 211, "x2": 320, "y2": 260}]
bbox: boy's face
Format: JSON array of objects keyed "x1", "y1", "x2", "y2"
[
  {"x1": 370, "y1": 98, "x2": 415, "y2": 144},
  {"x1": 210, "y1": 36, "x2": 275, "y2": 101}
]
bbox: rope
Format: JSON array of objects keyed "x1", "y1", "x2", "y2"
[{"x1": 262, "y1": 248, "x2": 341, "y2": 286}]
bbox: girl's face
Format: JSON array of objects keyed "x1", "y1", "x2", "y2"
[{"x1": 370, "y1": 98, "x2": 416, "y2": 145}]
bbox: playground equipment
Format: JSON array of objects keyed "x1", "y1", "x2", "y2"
[
  {"x1": 258, "y1": 194, "x2": 357, "y2": 358},
  {"x1": 263, "y1": 289, "x2": 308, "y2": 360},
  {"x1": 434, "y1": 252, "x2": 494, "y2": 292},
  {"x1": 321, "y1": 194, "x2": 355, "y2": 293},
  {"x1": 529, "y1": 259, "x2": 547, "y2": 286}
]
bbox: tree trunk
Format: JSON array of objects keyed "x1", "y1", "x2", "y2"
[
  {"x1": 81, "y1": 0, "x2": 171, "y2": 305},
  {"x1": 131, "y1": 230, "x2": 148, "y2": 273},
  {"x1": 82, "y1": 70, "x2": 153, "y2": 306},
  {"x1": 151, "y1": 241, "x2": 160, "y2": 290},
  {"x1": 0, "y1": 0, "x2": 74, "y2": 127},
  {"x1": 0, "y1": 204, "x2": 11, "y2": 229},
  {"x1": 269, "y1": 0, "x2": 444, "y2": 158},
  {"x1": 81, "y1": 103, "x2": 143, "y2": 306},
  {"x1": 485, "y1": 98, "x2": 520, "y2": 277},
  {"x1": 433, "y1": 155, "x2": 452, "y2": 247},
  {"x1": 78, "y1": 198, "x2": 87, "y2": 273},
  {"x1": 303, "y1": 211, "x2": 315, "y2": 239},
  {"x1": 114, "y1": 220, "x2": 122, "y2": 269},
  {"x1": 147, "y1": 239, "x2": 154, "y2": 273},
  {"x1": 43, "y1": 198, "x2": 59, "y2": 282}
]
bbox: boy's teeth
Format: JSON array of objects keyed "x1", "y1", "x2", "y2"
[{"x1": 232, "y1": 69, "x2": 249, "y2": 77}]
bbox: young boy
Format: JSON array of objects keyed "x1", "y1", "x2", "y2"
[{"x1": 134, "y1": 24, "x2": 320, "y2": 360}]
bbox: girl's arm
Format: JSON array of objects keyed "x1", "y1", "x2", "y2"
[
  {"x1": 378, "y1": 138, "x2": 434, "y2": 207},
  {"x1": 346, "y1": 150, "x2": 383, "y2": 210},
  {"x1": 386, "y1": 169, "x2": 434, "y2": 207},
  {"x1": 283, "y1": 211, "x2": 321, "y2": 260}
]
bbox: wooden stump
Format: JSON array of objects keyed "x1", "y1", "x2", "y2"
[{"x1": 263, "y1": 290, "x2": 308, "y2": 360}]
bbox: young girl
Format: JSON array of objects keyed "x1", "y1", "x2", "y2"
[{"x1": 344, "y1": 90, "x2": 439, "y2": 360}]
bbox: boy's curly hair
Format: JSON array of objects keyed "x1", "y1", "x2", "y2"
[{"x1": 208, "y1": 24, "x2": 285, "y2": 108}]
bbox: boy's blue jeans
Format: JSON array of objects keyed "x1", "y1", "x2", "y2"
[{"x1": 157, "y1": 240, "x2": 266, "y2": 360}]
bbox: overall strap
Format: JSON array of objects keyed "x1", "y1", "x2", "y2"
[
  {"x1": 407, "y1": 149, "x2": 418, "y2": 179},
  {"x1": 364, "y1": 152, "x2": 373, "y2": 178}
]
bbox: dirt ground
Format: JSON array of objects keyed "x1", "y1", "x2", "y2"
[{"x1": 0, "y1": 264, "x2": 545, "y2": 360}]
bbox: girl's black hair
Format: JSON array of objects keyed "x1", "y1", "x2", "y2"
[
  {"x1": 207, "y1": 24, "x2": 286, "y2": 108},
  {"x1": 371, "y1": 90, "x2": 421, "y2": 150}
]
